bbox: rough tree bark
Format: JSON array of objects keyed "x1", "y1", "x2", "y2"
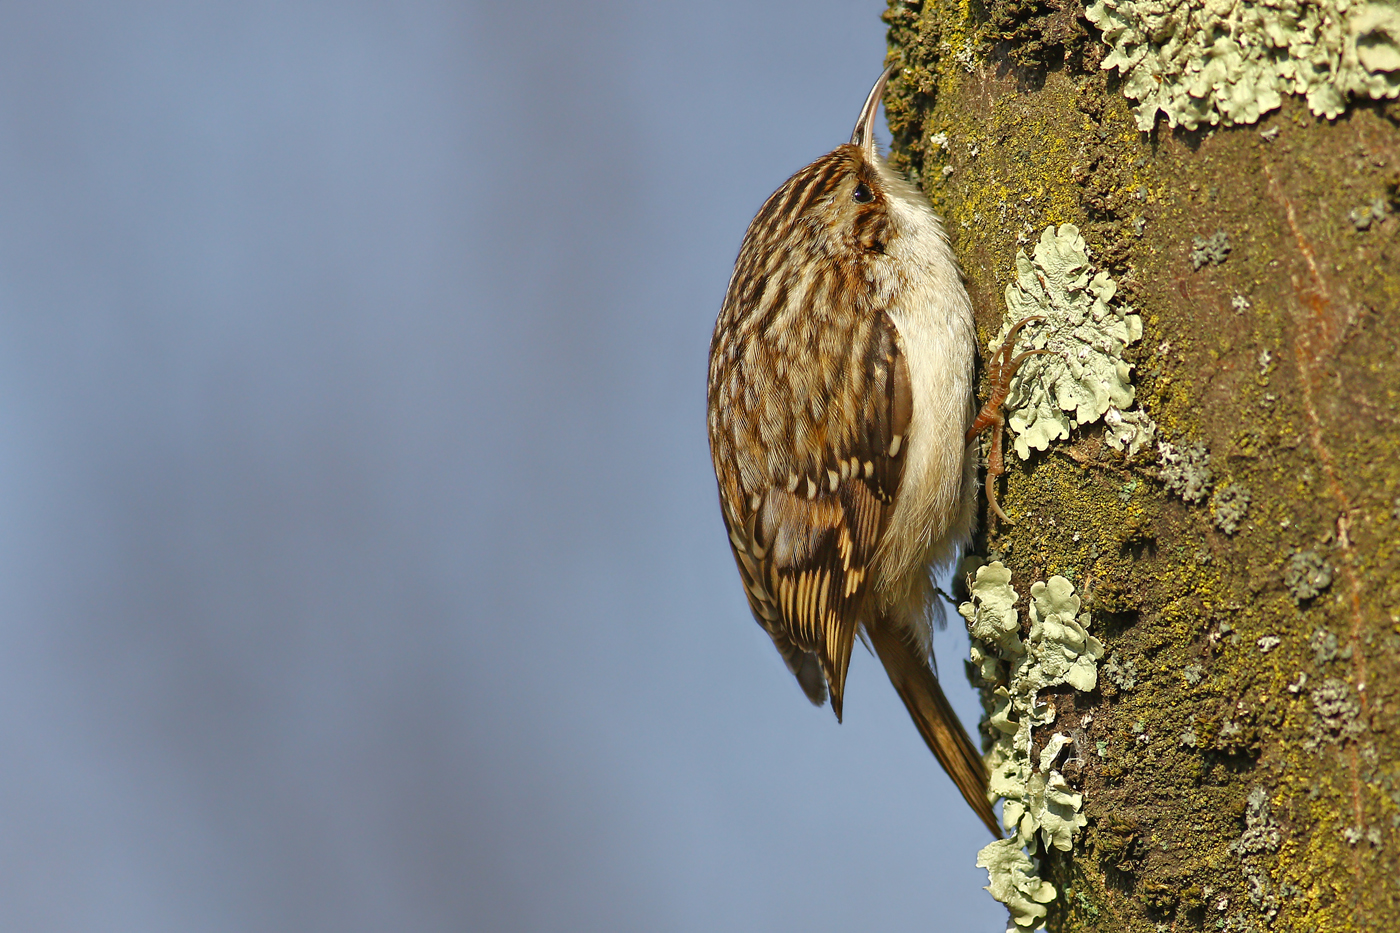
[{"x1": 880, "y1": 0, "x2": 1400, "y2": 929}]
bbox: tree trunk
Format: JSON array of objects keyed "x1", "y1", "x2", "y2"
[{"x1": 880, "y1": 0, "x2": 1400, "y2": 929}]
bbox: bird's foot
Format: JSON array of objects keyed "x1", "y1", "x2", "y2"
[{"x1": 967, "y1": 316, "x2": 1050, "y2": 523}]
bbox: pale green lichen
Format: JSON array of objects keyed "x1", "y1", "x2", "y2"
[
  {"x1": 1105, "y1": 651, "x2": 1139, "y2": 689},
  {"x1": 993, "y1": 224, "x2": 1145, "y2": 461},
  {"x1": 1343, "y1": 825, "x2": 1384, "y2": 846},
  {"x1": 1306, "y1": 677, "x2": 1365, "y2": 748},
  {"x1": 1104, "y1": 405, "x2": 1158, "y2": 457},
  {"x1": 977, "y1": 838, "x2": 1057, "y2": 930},
  {"x1": 1229, "y1": 787, "x2": 1283, "y2": 921},
  {"x1": 1014, "y1": 734, "x2": 1086, "y2": 851},
  {"x1": 1191, "y1": 229, "x2": 1231, "y2": 269},
  {"x1": 961, "y1": 564, "x2": 1104, "y2": 931},
  {"x1": 1212, "y1": 483, "x2": 1251, "y2": 534},
  {"x1": 1311, "y1": 626, "x2": 1341, "y2": 663},
  {"x1": 1215, "y1": 717, "x2": 1248, "y2": 750},
  {"x1": 1158, "y1": 440, "x2": 1213, "y2": 503},
  {"x1": 1230, "y1": 787, "x2": 1282, "y2": 856},
  {"x1": 1350, "y1": 196, "x2": 1389, "y2": 229},
  {"x1": 1086, "y1": 0, "x2": 1400, "y2": 130},
  {"x1": 1285, "y1": 548, "x2": 1333, "y2": 601},
  {"x1": 963, "y1": 561, "x2": 1024, "y2": 663}
]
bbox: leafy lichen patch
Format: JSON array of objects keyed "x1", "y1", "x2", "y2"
[
  {"x1": 962, "y1": 564, "x2": 1103, "y2": 930},
  {"x1": 1349, "y1": 196, "x2": 1390, "y2": 229},
  {"x1": 1104, "y1": 405, "x2": 1158, "y2": 457},
  {"x1": 1085, "y1": 0, "x2": 1400, "y2": 130},
  {"x1": 1230, "y1": 786, "x2": 1283, "y2": 856},
  {"x1": 1158, "y1": 440, "x2": 1214, "y2": 503},
  {"x1": 1191, "y1": 229, "x2": 1232, "y2": 269},
  {"x1": 963, "y1": 560, "x2": 1026, "y2": 664},
  {"x1": 1213, "y1": 483, "x2": 1252, "y2": 534},
  {"x1": 1310, "y1": 626, "x2": 1341, "y2": 664},
  {"x1": 1105, "y1": 651, "x2": 1139, "y2": 690},
  {"x1": 993, "y1": 224, "x2": 1145, "y2": 460},
  {"x1": 977, "y1": 838, "x2": 1058, "y2": 930},
  {"x1": 1343, "y1": 823, "x2": 1385, "y2": 847},
  {"x1": 1306, "y1": 677, "x2": 1366, "y2": 748},
  {"x1": 1228, "y1": 787, "x2": 1284, "y2": 921},
  {"x1": 1285, "y1": 549, "x2": 1334, "y2": 601}
]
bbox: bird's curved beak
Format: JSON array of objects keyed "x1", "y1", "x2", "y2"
[{"x1": 851, "y1": 62, "x2": 898, "y2": 159}]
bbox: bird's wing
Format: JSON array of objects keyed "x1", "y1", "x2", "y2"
[{"x1": 708, "y1": 309, "x2": 910, "y2": 720}]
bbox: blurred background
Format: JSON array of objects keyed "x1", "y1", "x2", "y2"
[{"x1": 0, "y1": 2, "x2": 1004, "y2": 930}]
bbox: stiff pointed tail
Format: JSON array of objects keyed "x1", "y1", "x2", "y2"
[{"x1": 868, "y1": 621, "x2": 1001, "y2": 837}]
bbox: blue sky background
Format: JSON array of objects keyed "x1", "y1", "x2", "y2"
[{"x1": 0, "y1": 2, "x2": 1004, "y2": 929}]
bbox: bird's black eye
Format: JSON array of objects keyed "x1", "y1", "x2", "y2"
[{"x1": 852, "y1": 182, "x2": 874, "y2": 203}]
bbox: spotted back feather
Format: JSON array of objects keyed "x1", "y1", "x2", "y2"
[{"x1": 708, "y1": 145, "x2": 909, "y2": 720}]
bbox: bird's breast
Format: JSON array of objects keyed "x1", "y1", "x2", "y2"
[{"x1": 868, "y1": 203, "x2": 977, "y2": 612}]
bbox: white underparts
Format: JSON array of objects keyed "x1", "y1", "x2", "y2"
[{"x1": 867, "y1": 156, "x2": 977, "y2": 647}]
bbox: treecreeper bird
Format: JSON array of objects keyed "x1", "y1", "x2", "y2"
[{"x1": 707, "y1": 64, "x2": 1037, "y2": 838}]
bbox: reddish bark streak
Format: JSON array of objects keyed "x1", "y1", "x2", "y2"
[{"x1": 1263, "y1": 160, "x2": 1369, "y2": 836}]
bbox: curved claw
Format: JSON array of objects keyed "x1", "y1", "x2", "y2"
[
  {"x1": 986, "y1": 468, "x2": 1012, "y2": 523},
  {"x1": 970, "y1": 316, "x2": 1051, "y2": 522},
  {"x1": 992, "y1": 315, "x2": 1046, "y2": 367},
  {"x1": 1007, "y1": 347, "x2": 1053, "y2": 371}
]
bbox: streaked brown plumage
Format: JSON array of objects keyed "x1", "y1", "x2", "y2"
[{"x1": 707, "y1": 64, "x2": 1000, "y2": 836}]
